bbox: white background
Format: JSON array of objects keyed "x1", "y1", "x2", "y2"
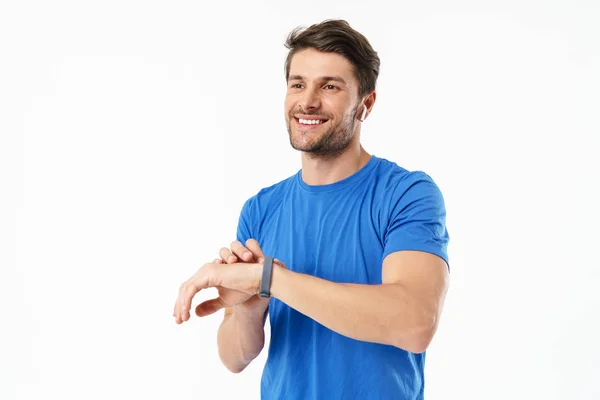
[{"x1": 1, "y1": 1, "x2": 598, "y2": 399}]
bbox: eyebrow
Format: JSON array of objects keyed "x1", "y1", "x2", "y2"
[{"x1": 288, "y1": 75, "x2": 347, "y2": 85}]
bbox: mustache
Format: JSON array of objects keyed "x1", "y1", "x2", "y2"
[{"x1": 290, "y1": 109, "x2": 331, "y2": 118}]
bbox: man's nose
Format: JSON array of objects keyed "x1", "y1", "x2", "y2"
[{"x1": 299, "y1": 87, "x2": 321, "y2": 110}]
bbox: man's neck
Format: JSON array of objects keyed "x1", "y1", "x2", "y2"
[{"x1": 300, "y1": 143, "x2": 372, "y2": 186}]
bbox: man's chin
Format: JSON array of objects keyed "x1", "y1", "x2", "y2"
[
  {"x1": 288, "y1": 127, "x2": 334, "y2": 153},
  {"x1": 289, "y1": 137, "x2": 323, "y2": 153}
]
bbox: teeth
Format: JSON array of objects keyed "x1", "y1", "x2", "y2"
[{"x1": 298, "y1": 118, "x2": 324, "y2": 125}]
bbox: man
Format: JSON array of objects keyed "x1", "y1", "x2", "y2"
[{"x1": 174, "y1": 19, "x2": 450, "y2": 399}]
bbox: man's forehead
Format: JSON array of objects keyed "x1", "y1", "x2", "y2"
[{"x1": 288, "y1": 49, "x2": 355, "y2": 83}]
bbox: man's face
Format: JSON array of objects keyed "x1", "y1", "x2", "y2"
[{"x1": 284, "y1": 48, "x2": 363, "y2": 157}]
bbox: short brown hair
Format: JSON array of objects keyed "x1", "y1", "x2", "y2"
[{"x1": 284, "y1": 19, "x2": 380, "y2": 98}]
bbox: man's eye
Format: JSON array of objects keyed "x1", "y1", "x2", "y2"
[
  {"x1": 291, "y1": 84, "x2": 303, "y2": 89},
  {"x1": 324, "y1": 85, "x2": 337, "y2": 90}
]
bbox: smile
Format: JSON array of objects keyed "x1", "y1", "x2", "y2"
[{"x1": 295, "y1": 117, "x2": 328, "y2": 126}]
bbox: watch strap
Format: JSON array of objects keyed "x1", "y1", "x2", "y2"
[{"x1": 259, "y1": 256, "x2": 274, "y2": 298}]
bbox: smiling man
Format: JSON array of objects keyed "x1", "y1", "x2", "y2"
[{"x1": 174, "y1": 19, "x2": 450, "y2": 400}]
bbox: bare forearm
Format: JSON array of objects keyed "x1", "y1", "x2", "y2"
[
  {"x1": 217, "y1": 301, "x2": 269, "y2": 373},
  {"x1": 270, "y1": 266, "x2": 438, "y2": 353}
]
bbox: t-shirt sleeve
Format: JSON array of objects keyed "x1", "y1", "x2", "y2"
[
  {"x1": 382, "y1": 172, "x2": 450, "y2": 270},
  {"x1": 236, "y1": 197, "x2": 255, "y2": 245}
]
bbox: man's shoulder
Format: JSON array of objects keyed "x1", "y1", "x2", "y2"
[
  {"x1": 374, "y1": 155, "x2": 436, "y2": 187},
  {"x1": 241, "y1": 172, "x2": 298, "y2": 213},
  {"x1": 373, "y1": 156, "x2": 443, "y2": 203},
  {"x1": 257, "y1": 173, "x2": 297, "y2": 197}
]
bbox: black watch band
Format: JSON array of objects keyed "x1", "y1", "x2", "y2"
[{"x1": 259, "y1": 256, "x2": 274, "y2": 298}]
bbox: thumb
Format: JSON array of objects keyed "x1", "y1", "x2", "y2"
[
  {"x1": 195, "y1": 297, "x2": 225, "y2": 317},
  {"x1": 245, "y1": 239, "x2": 265, "y2": 262}
]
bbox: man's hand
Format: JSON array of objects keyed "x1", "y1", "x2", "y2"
[
  {"x1": 173, "y1": 239, "x2": 286, "y2": 324},
  {"x1": 173, "y1": 258, "x2": 262, "y2": 324},
  {"x1": 193, "y1": 240, "x2": 267, "y2": 318},
  {"x1": 221, "y1": 239, "x2": 267, "y2": 266},
  {"x1": 220, "y1": 238, "x2": 288, "y2": 277}
]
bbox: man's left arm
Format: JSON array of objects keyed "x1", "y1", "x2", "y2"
[{"x1": 269, "y1": 249, "x2": 449, "y2": 353}]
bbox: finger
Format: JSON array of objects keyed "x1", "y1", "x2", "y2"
[
  {"x1": 195, "y1": 297, "x2": 225, "y2": 317},
  {"x1": 176, "y1": 286, "x2": 187, "y2": 323},
  {"x1": 173, "y1": 286, "x2": 185, "y2": 317},
  {"x1": 219, "y1": 247, "x2": 237, "y2": 264},
  {"x1": 178, "y1": 272, "x2": 207, "y2": 322},
  {"x1": 245, "y1": 239, "x2": 265, "y2": 262},
  {"x1": 274, "y1": 258, "x2": 288, "y2": 270},
  {"x1": 174, "y1": 298, "x2": 184, "y2": 324},
  {"x1": 180, "y1": 283, "x2": 197, "y2": 321},
  {"x1": 174, "y1": 292, "x2": 184, "y2": 322},
  {"x1": 230, "y1": 240, "x2": 253, "y2": 262}
]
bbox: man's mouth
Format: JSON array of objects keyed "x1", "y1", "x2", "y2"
[{"x1": 295, "y1": 117, "x2": 329, "y2": 126}]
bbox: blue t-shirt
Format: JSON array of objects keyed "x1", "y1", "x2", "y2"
[{"x1": 236, "y1": 154, "x2": 449, "y2": 400}]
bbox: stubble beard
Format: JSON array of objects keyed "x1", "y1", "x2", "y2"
[{"x1": 286, "y1": 105, "x2": 360, "y2": 160}]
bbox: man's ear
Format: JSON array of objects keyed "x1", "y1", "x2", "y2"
[{"x1": 359, "y1": 91, "x2": 377, "y2": 122}]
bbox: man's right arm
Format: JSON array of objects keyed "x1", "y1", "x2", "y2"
[{"x1": 217, "y1": 299, "x2": 269, "y2": 373}]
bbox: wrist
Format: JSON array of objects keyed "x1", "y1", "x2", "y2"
[
  {"x1": 257, "y1": 256, "x2": 288, "y2": 298},
  {"x1": 269, "y1": 263, "x2": 286, "y2": 299}
]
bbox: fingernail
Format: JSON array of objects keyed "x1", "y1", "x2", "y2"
[
  {"x1": 228, "y1": 255, "x2": 236, "y2": 262},
  {"x1": 244, "y1": 251, "x2": 251, "y2": 259},
  {"x1": 259, "y1": 257, "x2": 264, "y2": 263}
]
